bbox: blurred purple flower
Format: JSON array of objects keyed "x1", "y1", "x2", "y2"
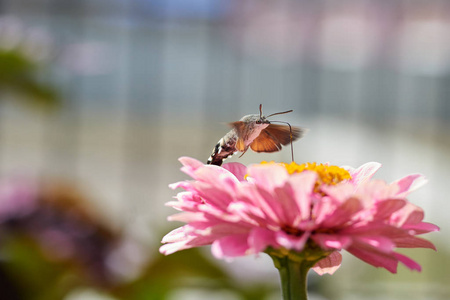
[{"x1": 0, "y1": 178, "x2": 37, "y2": 223}]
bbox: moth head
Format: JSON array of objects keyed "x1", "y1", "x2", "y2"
[{"x1": 256, "y1": 116, "x2": 270, "y2": 124}]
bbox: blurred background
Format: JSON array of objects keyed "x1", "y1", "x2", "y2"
[{"x1": 0, "y1": 0, "x2": 448, "y2": 299}]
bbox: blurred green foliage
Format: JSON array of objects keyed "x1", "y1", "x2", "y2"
[
  {"x1": 113, "y1": 242, "x2": 277, "y2": 300},
  {"x1": 1, "y1": 235, "x2": 81, "y2": 300},
  {"x1": 0, "y1": 232, "x2": 278, "y2": 300},
  {"x1": 0, "y1": 49, "x2": 60, "y2": 109}
]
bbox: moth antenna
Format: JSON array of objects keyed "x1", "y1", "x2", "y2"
[
  {"x1": 270, "y1": 120, "x2": 295, "y2": 163},
  {"x1": 266, "y1": 110, "x2": 293, "y2": 118},
  {"x1": 259, "y1": 104, "x2": 263, "y2": 119}
]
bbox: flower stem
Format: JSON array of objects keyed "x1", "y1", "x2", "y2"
[{"x1": 269, "y1": 254, "x2": 315, "y2": 300}]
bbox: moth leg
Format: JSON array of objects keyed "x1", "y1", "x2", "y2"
[{"x1": 238, "y1": 147, "x2": 249, "y2": 158}]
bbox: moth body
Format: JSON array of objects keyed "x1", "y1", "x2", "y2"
[
  {"x1": 207, "y1": 131, "x2": 237, "y2": 166},
  {"x1": 236, "y1": 114, "x2": 270, "y2": 148}
]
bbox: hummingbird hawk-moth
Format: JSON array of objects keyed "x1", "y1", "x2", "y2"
[{"x1": 207, "y1": 104, "x2": 305, "y2": 166}]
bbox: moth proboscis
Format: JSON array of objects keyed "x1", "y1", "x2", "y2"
[{"x1": 207, "y1": 104, "x2": 305, "y2": 166}]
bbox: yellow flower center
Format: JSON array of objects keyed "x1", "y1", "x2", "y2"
[{"x1": 261, "y1": 161, "x2": 351, "y2": 186}]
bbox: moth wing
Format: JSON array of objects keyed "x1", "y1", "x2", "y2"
[
  {"x1": 235, "y1": 137, "x2": 246, "y2": 152},
  {"x1": 230, "y1": 121, "x2": 248, "y2": 152},
  {"x1": 264, "y1": 124, "x2": 304, "y2": 145},
  {"x1": 250, "y1": 130, "x2": 281, "y2": 153},
  {"x1": 229, "y1": 121, "x2": 247, "y2": 136}
]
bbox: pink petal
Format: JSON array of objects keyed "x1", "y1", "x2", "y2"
[
  {"x1": 161, "y1": 233, "x2": 220, "y2": 255},
  {"x1": 227, "y1": 202, "x2": 262, "y2": 225},
  {"x1": 390, "y1": 203, "x2": 424, "y2": 226},
  {"x1": 160, "y1": 240, "x2": 191, "y2": 255},
  {"x1": 179, "y1": 156, "x2": 205, "y2": 177},
  {"x1": 166, "y1": 192, "x2": 204, "y2": 212},
  {"x1": 312, "y1": 197, "x2": 333, "y2": 225},
  {"x1": 341, "y1": 223, "x2": 407, "y2": 238},
  {"x1": 393, "y1": 252, "x2": 421, "y2": 271},
  {"x1": 288, "y1": 171, "x2": 316, "y2": 222},
  {"x1": 198, "y1": 220, "x2": 252, "y2": 236},
  {"x1": 347, "y1": 162, "x2": 382, "y2": 185},
  {"x1": 392, "y1": 174, "x2": 427, "y2": 197},
  {"x1": 321, "y1": 183, "x2": 357, "y2": 203},
  {"x1": 402, "y1": 222, "x2": 440, "y2": 234},
  {"x1": 169, "y1": 181, "x2": 195, "y2": 191},
  {"x1": 160, "y1": 226, "x2": 218, "y2": 254},
  {"x1": 374, "y1": 199, "x2": 406, "y2": 220},
  {"x1": 161, "y1": 226, "x2": 187, "y2": 243},
  {"x1": 356, "y1": 179, "x2": 399, "y2": 202},
  {"x1": 175, "y1": 191, "x2": 201, "y2": 203},
  {"x1": 249, "y1": 185, "x2": 285, "y2": 225},
  {"x1": 319, "y1": 197, "x2": 362, "y2": 228},
  {"x1": 312, "y1": 234, "x2": 352, "y2": 250},
  {"x1": 392, "y1": 236, "x2": 437, "y2": 250},
  {"x1": 275, "y1": 231, "x2": 309, "y2": 251},
  {"x1": 272, "y1": 185, "x2": 302, "y2": 226},
  {"x1": 180, "y1": 165, "x2": 246, "y2": 210},
  {"x1": 356, "y1": 236, "x2": 395, "y2": 253},
  {"x1": 247, "y1": 164, "x2": 289, "y2": 190},
  {"x1": 248, "y1": 227, "x2": 277, "y2": 253},
  {"x1": 227, "y1": 201, "x2": 266, "y2": 226},
  {"x1": 222, "y1": 162, "x2": 248, "y2": 181},
  {"x1": 401, "y1": 205, "x2": 425, "y2": 225},
  {"x1": 192, "y1": 166, "x2": 240, "y2": 191},
  {"x1": 191, "y1": 181, "x2": 234, "y2": 209},
  {"x1": 312, "y1": 252, "x2": 342, "y2": 275},
  {"x1": 235, "y1": 185, "x2": 280, "y2": 227},
  {"x1": 346, "y1": 243, "x2": 399, "y2": 273},
  {"x1": 211, "y1": 234, "x2": 251, "y2": 258},
  {"x1": 167, "y1": 212, "x2": 206, "y2": 223}
]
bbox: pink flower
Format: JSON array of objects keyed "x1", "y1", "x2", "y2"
[{"x1": 160, "y1": 157, "x2": 439, "y2": 275}]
